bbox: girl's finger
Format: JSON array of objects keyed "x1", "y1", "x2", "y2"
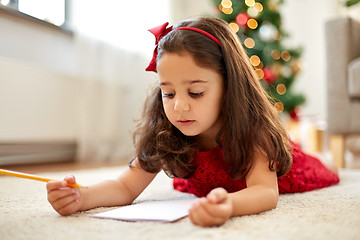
[
  {"x1": 64, "y1": 175, "x2": 76, "y2": 184},
  {"x1": 200, "y1": 199, "x2": 232, "y2": 219},
  {"x1": 57, "y1": 198, "x2": 80, "y2": 216},
  {"x1": 46, "y1": 181, "x2": 67, "y2": 192},
  {"x1": 207, "y1": 188, "x2": 228, "y2": 203},
  {"x1": 189, "y1": 201, "x2": 209, "y2": 226},
  {"x1": 189, "y1": 199, "x2": 225, "y2": 226},
  {"x1": 47, "y1": 187, "x2": 76, "y2": 203},
  {"x1": 51, "y1": 191, "x2": 79, "y2": 211}
]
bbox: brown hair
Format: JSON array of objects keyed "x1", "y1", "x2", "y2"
[{"x1": 133, "y1": 16, "x2": 292, "y2": 179}]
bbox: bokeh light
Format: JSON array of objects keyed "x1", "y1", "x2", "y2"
[
  {"x1": 254, "y1": 2, "x2": 263, "y2": 12},
  {"x1": 271, "y1": 49, "x2": 281, "y2": 60},
  {"x1": 273, "y1": 32, "x2": 282, "y2": 40},
  {"x1": 221, "y1": 0, "x2": 232, "y2": 8},
  {"x1": 255, "y1": 69, "x2": 264, "y2": 79},
  {"x1": 219, "y1": 1, "x2": 233, "y2": 15},
  {"x1": 224, "y1": 7, "x2": 233, "y2": 14},
  {"x1": 229, "y1": 22, "x2": 240, "y2": 33},
  {"x1": 247, "y1": 7, "x2": 259, "y2": 18},
  {"x1": 250, "y1": 55, "x2": 261, "y2": 66},
  {"x1": 247, "y1": 19, "x2": 258, "y2": 29},
  {"x1": 255, "y1": 61, "x2": 264, "y2": 69},
  {"x1": 276, "y1": 84, "x2": 286, "y2": 95},
  {"x1": 244, "y1": 37, "x2": 255, "y2": 48},
  {"x1": 281, "y1": 51, "x2": 291, "y2": 61},
  {"x1": 274, "y1": 102, "x2": 284, "y2": 112},
  {"x1": 290, "y1": 59, "x2": 301, "y2": 74},
  {"x1": 245, "y1": 0, "x2": 255, "y2": 7},
  {"x1": 236, "y1": 13, "x2": 249, "y2": 26}
]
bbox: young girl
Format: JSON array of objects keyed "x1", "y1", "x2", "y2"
[{"x1": 47, "y1": 16, "x2": 339, "y2": 227}]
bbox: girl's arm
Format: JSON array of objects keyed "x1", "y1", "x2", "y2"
[
  {"x1": 47, "y1": 159, "x2": 157, "y2": 216},
  {"x1": 189, "y1": 149, "x2": 279, "y2": 226},
  {"x1": 229, "y1": 148, "x2": 279, "y2": 215}
]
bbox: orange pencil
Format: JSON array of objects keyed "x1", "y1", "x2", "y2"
[{"x1": 0, "y1": 168, "x2": 83, "y2": 188}]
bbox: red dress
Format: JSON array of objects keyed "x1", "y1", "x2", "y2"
[{"x1": 173, "y1": 142, "x2": 340, "y2": 197}]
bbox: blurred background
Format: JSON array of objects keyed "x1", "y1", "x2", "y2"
[{"x1": 0, "y1": 0, "x2": 359, "y2": 168}]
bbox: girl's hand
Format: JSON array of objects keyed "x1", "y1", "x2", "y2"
[
  {"x1": 189, "y1": 188, "x2": 233, "y2": 227},
  {"x1": 46, "y1": 175, "x2": 82, "y2": 216}
]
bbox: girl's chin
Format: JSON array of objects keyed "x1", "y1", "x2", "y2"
[{"x1": 176, "y1": 128, "x2": 199, "y2": 137}]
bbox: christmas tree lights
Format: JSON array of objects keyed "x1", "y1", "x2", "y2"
[{"x1": 213, "y1": 0, "x2": 305, "y2": 120}]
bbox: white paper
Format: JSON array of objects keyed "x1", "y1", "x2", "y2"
[{"x1": 91, "y1": 199, "x2": 195, "y2": 223}]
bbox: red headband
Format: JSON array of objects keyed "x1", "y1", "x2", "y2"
[{"x1": 145, "y1": 22, "x2": 221, "y2": 73}]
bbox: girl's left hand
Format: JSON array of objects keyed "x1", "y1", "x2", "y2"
[{"x1": 189, "y1": 187, "x2": 233, "y2": 227}]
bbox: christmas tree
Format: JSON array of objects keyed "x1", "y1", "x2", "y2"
[{"x1": 212, "y1": 0, "x2": 305, "y2": 120}]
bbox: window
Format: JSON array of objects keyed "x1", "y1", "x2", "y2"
[
  {"x1": 1, "y1": 0, "x2": 170, "y2": 53},
  {"x1": 70, "y1": 0, "x2": 170, "y2": 53},
  {"x1": 0, "y1": 0, "x2": 68, "y2": 28}
]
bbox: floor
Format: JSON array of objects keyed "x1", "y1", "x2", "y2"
[
  {"x1": 1, "y1": 161, "x2": 126, "y2": 174},
  {"x1": 2, "y1": 154, "x2": 359, "y2": 176}
]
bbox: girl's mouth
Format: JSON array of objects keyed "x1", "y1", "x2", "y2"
[{"x1": 178, "y1": 120, "x2": 195, "y2": 126}]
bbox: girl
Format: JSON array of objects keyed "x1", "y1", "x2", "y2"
[{"x1": 47, "y1": 16, "x2": 339, "y2": 227}]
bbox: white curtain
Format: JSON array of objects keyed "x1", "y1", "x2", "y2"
[
  {"x1": 71, "y1": 0, "x2": 169, "y2": 163},
  {"x1": 74, "y1": 36, "x2": 153, "y2": 163}
]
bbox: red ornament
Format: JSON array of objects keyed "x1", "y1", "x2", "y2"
[
  {"x1": 263, "y1": 67, "x2": 277, "y2": 84},
  {"x1": 236, "y1": 13, "x2": 250, "y2": 27},
  {"x1": 290, "y1": 108, "x2": 300, "y2": 121}
]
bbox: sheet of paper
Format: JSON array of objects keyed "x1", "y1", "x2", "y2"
[{"x1": 91, "y1": 198, "x2": 195, "y2": 223}]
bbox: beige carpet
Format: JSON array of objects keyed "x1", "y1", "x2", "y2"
[{"x1": 1, "y1": 166, "x2": 359, "y2": 240}]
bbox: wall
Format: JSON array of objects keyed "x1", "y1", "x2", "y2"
[
  {"x1": 0, "y1": 8, "x2": 76, "y2": 74},
  {"x1": 0, "y1": 57, "x2": 79, "y2": 142},
  {"x1": 281, "y1": 0, "x2": 338, "y2": 119},
  {"x1": 0, "y1": 8, "x2": 78, "y2": 142},
  {"x1": 0, "y1": 6, "x2": 151, "y2": 164},
  {"x1": 169, "y1": 0, "x2": 216, "y2": 23},
  {"x1": 0, "y1": 8, "x2": 79, "y2": 164}
]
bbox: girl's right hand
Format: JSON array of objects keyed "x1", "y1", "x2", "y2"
[{"x1": 46, "y1": 175, "x2": 82, "y2": 216}]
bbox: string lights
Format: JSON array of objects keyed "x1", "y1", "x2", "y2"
[
  {"x1": 274, "y1": 101, "x2": 284, "y2": 113},
  {"x1": 244, "y1": 37, "x2": 255, "y2": 48},
  {"x1": 245, "y1": 0, "x2": 255, "y2": 7},
  {"x1": 219, "y1": 0, "x2": 233, "y2": 14},
  {"x1": 217, "y1": 0, "x2": 305, "y2": 118},
  {"x1": 229, "y1": 21, "x2": 240, "y2": 33},
  {"x1": 276, "y1": 84, "x2": 287, "y2": 95}
]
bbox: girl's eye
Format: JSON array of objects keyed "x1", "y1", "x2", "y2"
[
  {"x1": 162, "y1": 93, "x2": 175, "y2": 98},
  {"x1": 189, "y1": 92, "x2": 204, "y2": 98}
]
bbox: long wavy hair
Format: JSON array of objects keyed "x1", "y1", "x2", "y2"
[{"x1": 133, "y1": 16, "x2": 292, "y2": 179}]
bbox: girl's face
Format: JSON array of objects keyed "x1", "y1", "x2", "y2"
[{"x1": 157, "y1": 52, "x2": 224, "y2": 145}]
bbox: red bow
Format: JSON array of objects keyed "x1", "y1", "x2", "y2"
[{"x1": 145, "y1": 22, "x2": 173, "y2": 73}]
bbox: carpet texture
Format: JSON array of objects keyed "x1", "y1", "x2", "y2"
[{"x1": 1, "y1": 166, "x2": 359, "y2": 240}]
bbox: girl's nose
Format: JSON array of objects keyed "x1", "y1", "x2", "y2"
[{"x1": 174, "y1": 97, "x2": 190, "y2": 112}]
